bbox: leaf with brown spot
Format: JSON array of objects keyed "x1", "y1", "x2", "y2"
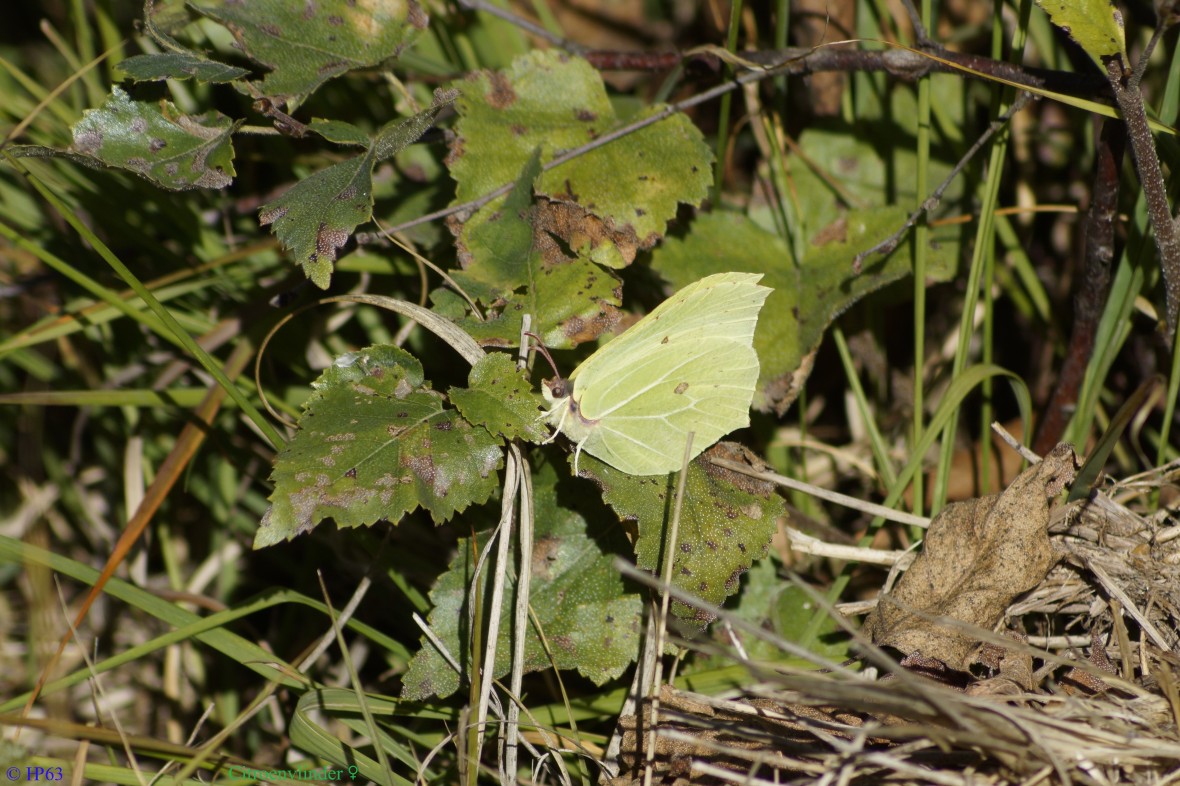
[
  {"x1": 862, "y1": 444, "x2": 1079, "y2": 670},
  {"x1": 259, "y1": 90, "x2": 453, "y2": 288},
  {"x1": 447, "y1": 49, "x2": 712, "y2": 282},
  {"x1": 188, "y1": 0, "x2": 427, "y2": 102},
  {"x1": 583, "y1": 442, "x2": 784, "y2": 629},
  {"x1": 7, "y1": 87, "x2": 241, "y2": 191},
  {"x1": 448, "y1": 150, "x2": 625, "y2": 348},
  {"x1": 260, "y1": 149, "x2": 375, "y2": 288},
  {"x1": 255, "y1": 344, "x2": 503, "y2": 547},
  {"x1": 532, "y1": 199, "x2": 640, "y2": 270}
]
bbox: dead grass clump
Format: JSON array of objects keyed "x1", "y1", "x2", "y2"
[{"x1": 610, "y1": 454, "x2": 1180, "y2": 785}]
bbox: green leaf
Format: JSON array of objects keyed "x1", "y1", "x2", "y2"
[
  {"x1": 255, "y1": 345, "x2": 503, "y2": 548},
  {"x1": 456, "y1": 259, "x2": 622, "y2": 350},
  {"x1": 188, "y1": 0, "x2": 429, "y2": 101},
  {"x1": 115, "y1": 52, "x2": 249, "y2": 83},
  {"x1": 260, "y1": 149, "x2": 376, "y2": 288},
  {"x1": 307, "y1": 119, "x2": 372, "y2": 147},
  {"x1": 1034, "y1": 0, "x2": 1126, "y2": 68},
  {"x1": 694, "y1": 560, "x2": 851, "y2": 666},
  {"x1": 583, "y1": 443, "x2": 783, "y2": 627},
  {"x1": 450, "y1": 150, "x2": 544, "y2": 302},
  {"x1": 402, "y1": 457, "x2": 643, "y2": 700},
  {"x1": 46, "y1": 86, "x2": 240, "y2": 190},
  {"x1": 652, "y1": 210, "x2": 954, "y2": 414},
  {"x1": 260, "y1": 92, "x2": 454, "y2": 288},
  {"x1": 448, "y1": 150, "x2": 625, "y2": 348},
  {"x1": 449, "y1": 49, "x2": 712, "y2": 272},
  {"x1": 448, "y1": 352, "x2": 548, "y2": 442},
  {"x1": 373, "y1": 88, "x2": 457, "y2": 161},
  {"x1": 771, "y1": 584, "x2": 852, "y2": 658},
  {"x1": 783, "y1": 115, "x2": 965, "y2": 252}
]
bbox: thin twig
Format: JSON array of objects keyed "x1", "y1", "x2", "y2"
[
  {"x1": 709, "y1": 457, "x2": 931, "y2": 528},
  {"x1": 456, "y1": 0, "x2": 587, "y2": 55},
  {"x1": 897, "y1": 0, "x2": 931, "y2": 45},
  {"x1": 786, "y1": 526, "x2": 916, "y2": 567},
  {"x1": 853, "y1": 92, "x2": 1034, "y2": 270},
  {"x1": 1085, "y1": 558, "x2": 1173, "y2": 650},
  {"x1": 384, "y1": 45, "x2": 1100, "y2": 238},
  {"x1": 1130, "y1": 22, "x2": 1167, "y2": 91},
  {"x1": 992, "y1": 420, "x2": 1041, "y2": 464},
  {"x1": 473, "y1": 447, "x2": 521, "y2": 774}
]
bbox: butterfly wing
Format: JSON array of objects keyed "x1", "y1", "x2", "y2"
[{"x1": 568, "y1": 272, "x2": 769, "y2": 475}]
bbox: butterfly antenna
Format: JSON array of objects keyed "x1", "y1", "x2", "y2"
[{"x1": 523, "y1": 331, "x2": 562, "y2": 380}]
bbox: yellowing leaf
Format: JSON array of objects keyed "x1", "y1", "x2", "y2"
[{"x1": 1034, "y1": 0, "x2": 1126, "y2": 69}]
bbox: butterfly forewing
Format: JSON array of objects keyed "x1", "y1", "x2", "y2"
[
  {"x1": 561, "y1": 272, "x2": 770, "y2": 475},
  {"x1": 568, "y1": 272, "x2": 766, "y2": 385}
]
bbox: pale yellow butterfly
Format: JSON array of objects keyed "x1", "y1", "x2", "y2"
[{"x1": 541, "y1": 271, "x2": 770, "y2": 475}]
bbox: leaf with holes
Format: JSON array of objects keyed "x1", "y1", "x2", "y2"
[
  {"x1": 188, "y1": 0, "x2": 429, "y2": 102},
  {"x1": 402, "y1": 457, "x2": 643, "y2": 700},
  {"x1": 254, "y1": 345, "x2": 503, "y2": 548}
]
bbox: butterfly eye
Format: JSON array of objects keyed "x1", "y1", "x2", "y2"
[{"x1": 546, "y1": 377, "x2": 569, "y2": 399}]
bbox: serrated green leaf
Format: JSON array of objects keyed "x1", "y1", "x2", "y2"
[
  {"x1": 448, "y1": 352, "x2": 547, "y2": 442},
  {"x1": 259, "y1": 149, "x2": 376, "y2": 288},
  {"x1": 402, "y1": 457, "x2": 643, "y2": 700},
  {"x1": 449, "y1": 49, "x2": 711, "y2": 272},
  {"x1": 255, "y1": 345, "x2": 503, "y2": 548},
  {"x1": 579, "y1": 443, "x2": 782, "y2": 628},
  {"x1": 261, "y1": 94, "x2": 454, "y2": 288},
  {"x1": 652, "y1": 210, "x2": 954, "y2": 414},
  {"x1": 188, "y1": 0, "x2": 429, "y2": 101},
  {"x1": 456, "y1": 258, "x2": 622, "y2": 349},
  {"x1": 62, "y1": 86, "x2": 239, "y2": 190},
  {"x1": 1034, "y1": 0, "x2": 1126, "y2": 68},
  {"x1": 116, "y1": 52, "x2": 249, "y2": 83},
  {"x1": 450, "y1": 150, "x2": 544, "y2": 302},
  {"x1": 373, "y1": 88, "x2": 457, "y2": 161}
]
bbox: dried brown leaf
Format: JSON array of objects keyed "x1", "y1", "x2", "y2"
[{"x1": 863, "y1": 443, "x2": 1080, "y2": 670}]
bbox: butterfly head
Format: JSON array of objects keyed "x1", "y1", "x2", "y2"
[{"x1": 541, "y1": 376, "x2": 570, "y2": 405}]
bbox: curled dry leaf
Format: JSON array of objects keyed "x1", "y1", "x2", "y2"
[{"x1": 863, "y1": 443, "x2": 1080, "y2": 671}]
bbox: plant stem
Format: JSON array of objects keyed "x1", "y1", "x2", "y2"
[{"x1": 1106, "y1": 56, "x2": 1180, "y2": 340}]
